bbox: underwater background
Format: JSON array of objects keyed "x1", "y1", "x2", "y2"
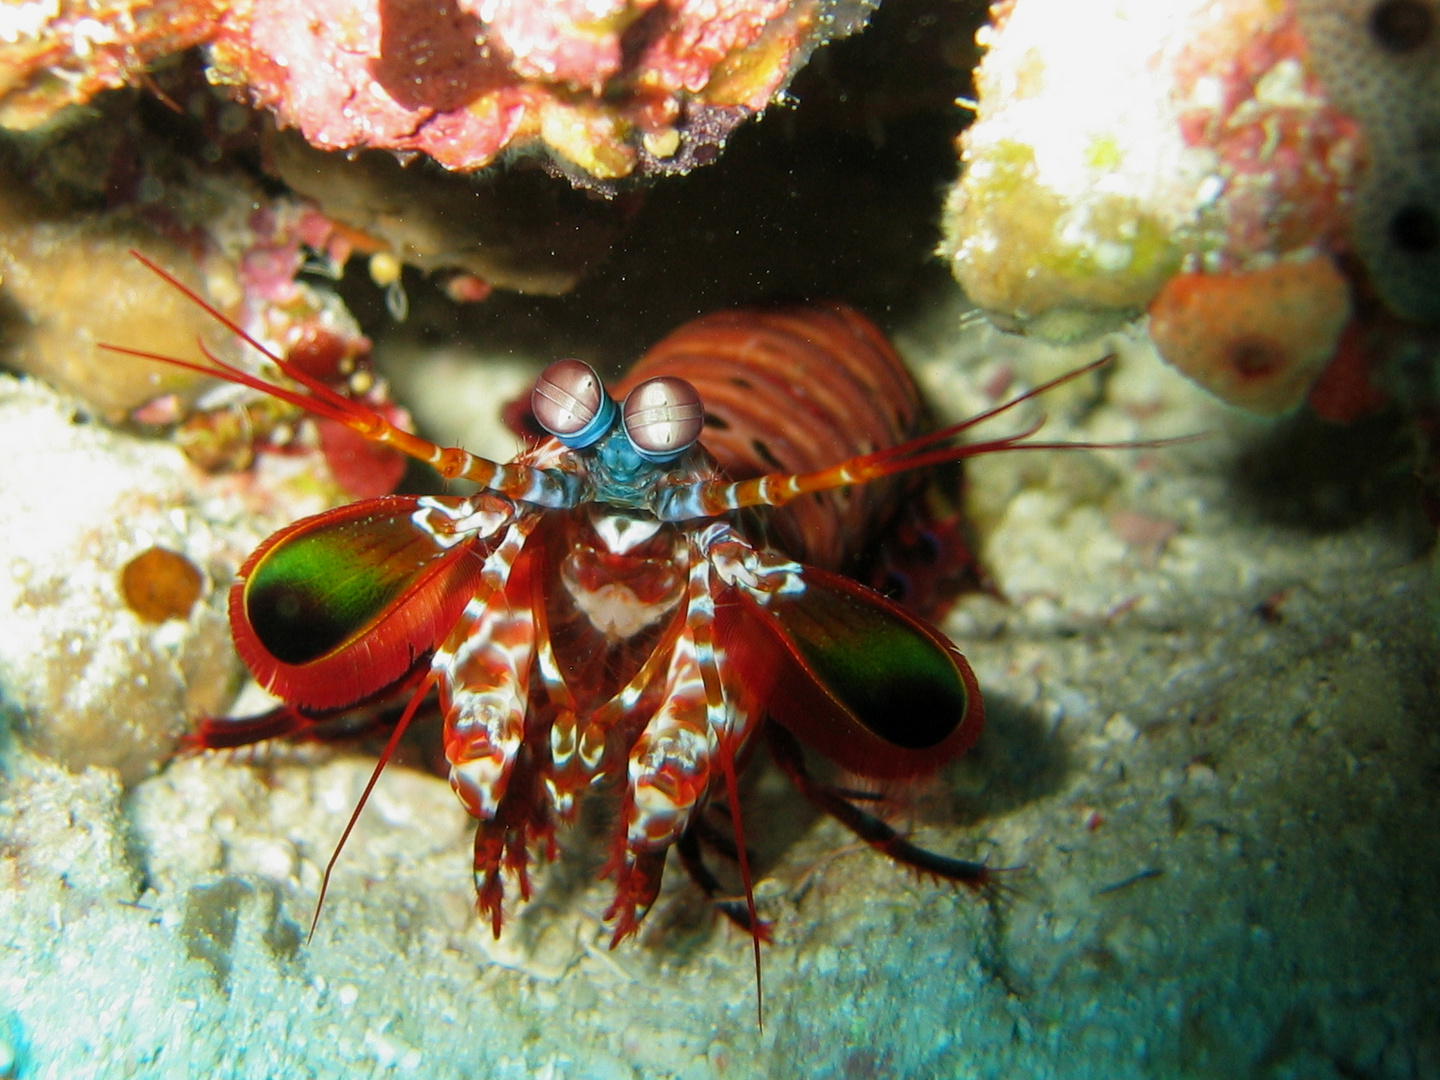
[{"x1": 1, "y1": 0, "x2": 1437, "y2": 1077}]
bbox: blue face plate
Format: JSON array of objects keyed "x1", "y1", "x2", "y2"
[
  {"x1": 533, "y1": 363, "x2": 705, "y2": 509},
  {"x1": 588, "y1": 425, "x2": 670, "y2": 508}
]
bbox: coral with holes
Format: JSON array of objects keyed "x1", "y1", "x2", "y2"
[
  {"x1": 942, "y1": 0, "x2": 1439, "y2": 416},
  {"x1": 1296, "y1": 0, "x2": 1440, "y2": 324}
]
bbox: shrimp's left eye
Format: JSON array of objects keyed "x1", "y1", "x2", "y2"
[
  {"x1": 532, "y1": 359, "x2": 614, "y2": 448},
  {"x1": 622, "y1": 376, "x2": 704, "y2": 462}
]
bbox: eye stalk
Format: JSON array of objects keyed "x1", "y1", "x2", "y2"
[
  {"x1": 622, "y1": 376, "x2": 704, "y2": 463},
  {"x1": 532, "y1": 359, "x2": 615, "y2": 448}
]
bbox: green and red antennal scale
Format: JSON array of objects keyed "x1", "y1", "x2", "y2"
[{"x1": 105, "y1": 251, "x2": 1185, "y2": 1026}]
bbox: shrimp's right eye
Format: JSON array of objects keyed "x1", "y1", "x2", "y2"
[{"x1": 532, "y1": 359, "x2": 614, "y2": 448}]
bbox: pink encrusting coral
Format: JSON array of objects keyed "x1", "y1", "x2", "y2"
[
  {"x1": 1165, "y1": 3, "x2": 1366, "y2": 269},
  {"x1": 203, "y1": 0, "x2": 848, "y2": 181},
  {"x1": 2, "y1": 0, "x2": 868, "y2": 182}
]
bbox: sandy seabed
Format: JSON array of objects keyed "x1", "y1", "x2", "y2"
[{"x1": 2, "y1": 284, "x2": 1435, "y2": 1080}]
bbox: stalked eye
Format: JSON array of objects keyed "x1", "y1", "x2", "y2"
[
  {"x1": 621, "y1": 376, "x2": 704, "y2": 463},
  {"x1": 532, "y1": 358, "x2": 615, "y2": 448}
]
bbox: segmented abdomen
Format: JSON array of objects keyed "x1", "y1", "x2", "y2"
[{"x1": 617, "y1": 304, "x2": 923, "y2": 572}]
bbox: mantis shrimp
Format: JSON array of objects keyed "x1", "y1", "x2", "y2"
[{"x1": 108, "y1": 253, "x2": 1130, "y2": 1015}]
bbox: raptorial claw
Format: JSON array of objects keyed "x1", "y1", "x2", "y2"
[{"x1": 604, "y1": 848, "x2": 667, "y2": 947}]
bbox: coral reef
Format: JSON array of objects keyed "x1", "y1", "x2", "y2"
[
  {"x1": 1, "y1": 2, "x2": 1436, "y2": 1075},
  {"x1": 0, "y1": 157, "x2": 413, "y2": 779},
  {"x1": 0, "y1": 209, "x2": 239, "y2": 420},
  {"x1": 207, "y1": 0, "x2": 801, "y2": 182},
  {"x1": 0, "y1": 1, "x2": 731, "y2": 298},
  {"x1": 0, "y1": 139, "x2": 427, "y2": 501},
  {"x1": 262, "y1": 128, "x2": 632, "y2": 295},
  {"x1": 941, "y1": 0, "x2": 1439, "y2": 416},
  {"x1": 941, "y1": 0, "x2": 1356, "y2": 338},
  {"x1": 0, "y1": 0, "x2": 879, "y2": 185},
  {"x1": 0, "y1": 141, "x2": 365, "y2": 420}
]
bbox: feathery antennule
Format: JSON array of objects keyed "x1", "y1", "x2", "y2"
[
  {"x1": 102, "y1": 252, "x2": 582, "y2": 509},
  {"x1": 657, "y1": 354, "x2": 1202, "y2": 520}
]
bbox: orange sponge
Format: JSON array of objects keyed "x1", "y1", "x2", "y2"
[{"x1": 1147, "y1": 257, "x2": 1352, "y2": 414}]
